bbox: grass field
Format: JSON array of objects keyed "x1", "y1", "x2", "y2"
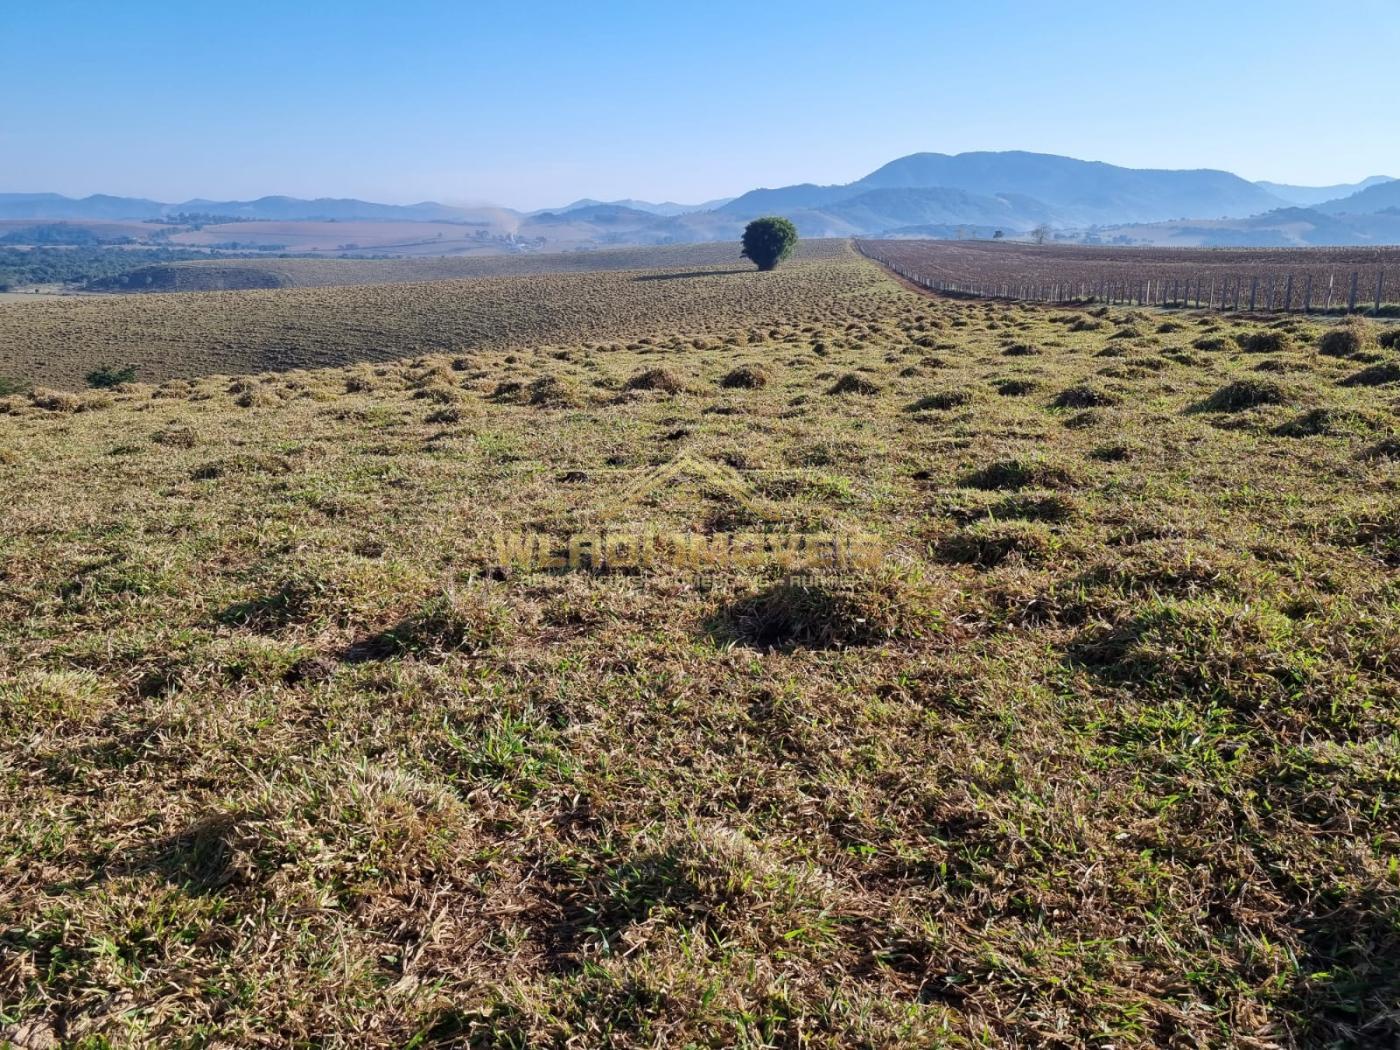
[
  {"x1": 2, "y1": 253, "x2": 1399, "y2": 1047},
  {"x1": 0, "y1": 242, "x2": 853, "y2": 390}
]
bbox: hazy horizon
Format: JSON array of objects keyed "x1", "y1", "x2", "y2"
[
  {"x1": 5, "y1": 145, "x2": 1396, "y2": 215},
  {"x1": 8, "y1": 0, "x2": 1399, "y2": 211}
]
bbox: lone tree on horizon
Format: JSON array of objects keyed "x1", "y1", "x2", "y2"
[{"x1": 741, "y1": 216, "x2": 798, "y2": 271}]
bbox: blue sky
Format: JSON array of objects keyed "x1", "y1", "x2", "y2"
[{"x1": 5, "y1": 0, "x2": 1397, "y2": 210}]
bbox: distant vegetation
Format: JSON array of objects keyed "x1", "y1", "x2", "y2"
[
  {"x1": 0, "y1": 246, "x2": 235, "y2": 291},
  {"x1": 146, "y1": 212, "x2": 252, "y2": 226},
  {"x1": 0, "y1": 223, "x2": 134, "y2": 246},
  {"x1": 83, "y1": 363, "x2": 138, "y2": 388}
]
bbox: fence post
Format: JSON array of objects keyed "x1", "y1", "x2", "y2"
[
  {"x1": 1284, "y1": 275, "x2": 1293, "y2": 312},
  {"x1": 1348, "y1": 271, "x2": 1359, "y2": 313},
  {"x1": 1304, "y1": 274, "x2": 1312, "y2": 313},
  {"x1": 1376, "y1": 270, "x2": 1384, "y2": 315},
  {"x1": 1249, "y1": 277, "x2": 1258, "y2": 312}
]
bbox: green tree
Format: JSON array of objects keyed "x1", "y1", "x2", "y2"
[
  {"x1": 740, "y1": 217, "x2": 798, "y2": 272},
  {"x1": 85, "y1": 364, "x2": 137, "y2": 389}
]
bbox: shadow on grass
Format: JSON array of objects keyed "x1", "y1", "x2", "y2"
[
  {"x1": 537, "y1": 851, "x2": 709, "y2": 974},
  {"x1": 632, "y1": 269, "x2": 751, "y2": 282},
  {"x1": 1291, "y1": 890, "x2": 1400, "y2": 1046},
  {"x1": 95, "y1": 812, "x2": 278, "y2": 896}
]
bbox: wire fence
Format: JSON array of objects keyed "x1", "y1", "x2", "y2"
[{"x1": 854, "y1": 240, "x2": 1399, "y2": 316}]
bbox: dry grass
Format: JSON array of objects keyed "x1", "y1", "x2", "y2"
[
  {"x1": 1, "y1": 258, "x2": 1398, "y2": 1048},
  {"x1": 88, "y1": 241, "x2": 852, "y2": 294},
  {"x1": 0, "y1": 241, "x2": 854, "y2": 390}
]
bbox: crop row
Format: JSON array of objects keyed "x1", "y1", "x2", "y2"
[{"x1": 857, "y1": 239, "x2": 1400, "y2": 313}]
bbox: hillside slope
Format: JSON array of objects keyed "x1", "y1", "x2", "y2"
[
  {"x1": 853, "y1": 151, "x2": 1284, "y2": 223},
  {"x1": 1318, "y1": 179, "x2": 1400, "y2": 215},
  {"x1": 0, "y1": 242, "x2": 858, "y2": 388},
  {"x1": 1257, "y1": 175, "x2": 1394, "y2": 207},
  {"x1": 83, "y1": 240, "x2": 848, "y2": 295}
]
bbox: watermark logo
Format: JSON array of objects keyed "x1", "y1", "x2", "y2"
[
  {"x1": 603, "y1": 448, "x2": 780, "y2": 520},
  {"x1": 481, "y1": 447, "x2": 885, "y2": 576},
  {"x1": 489, "y1": 529, "x2": 884, "y2": 573}
]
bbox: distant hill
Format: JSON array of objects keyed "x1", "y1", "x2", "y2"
[
  {"x1": 1255, "y1": 176, "x2": 1393, "y2": 208},
  {"x1": 0, "y1": 191, "x2": 725, "y2": 232},
  {"x1": 851, "y1": 151, "x2": 1282, "y2": 223},
  {"x1": 723, "y1": 151, "x2": 1285, "y2": 227},
  {"x1": 529, "y1": 204, "x2": 662, "y2": 226},
  {"x1": 824, "y1": 187, "x2": 1053, "y2": 230},
  {"x1": 0, "y1": 192, "x2": 512, "y2": 224},
  {"x1": 173, "y1": 196, "x2": 482, "y2": 222},
  {"x1": 1316, "y1": 180, "x2": 1400, "y2": 215},
  {"x1": 1083, "y1": 207, "x2": 1400, "y2": 248},
  {"x1": 538, "y1": 197, "x2": 733, "y2": 217},
  {"x1": 782, "y1": 187, "x2": 1053, "y2": 238},
  {"x1": 718, "y1": 184, "x2": 853, "y2": 217},
  {"x1": 0, "y1": 193, "x2": 167, "y2": 220}
]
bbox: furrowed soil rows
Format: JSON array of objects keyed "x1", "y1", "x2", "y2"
[{"x1": 858, "y1": 238, "x2": 1400, "y2": 311}]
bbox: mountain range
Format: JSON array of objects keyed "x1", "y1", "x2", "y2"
[
  {"x1": 1254, "y1": 176, "x2": 1393, "y2": 208},
  {"x1": 2, "y1": 152, "x2": 1396, "y2": 249},
  {"x1": 529, "y1": 197, "x2": 734, "y2": 217},
  {"x1": 721, "y1": 151, "x2": 1284, "y2": 226}
]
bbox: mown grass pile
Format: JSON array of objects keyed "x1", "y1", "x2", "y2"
[{"x1": 1, "y1": 265, "x2": 1398, "y2": 1047}]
